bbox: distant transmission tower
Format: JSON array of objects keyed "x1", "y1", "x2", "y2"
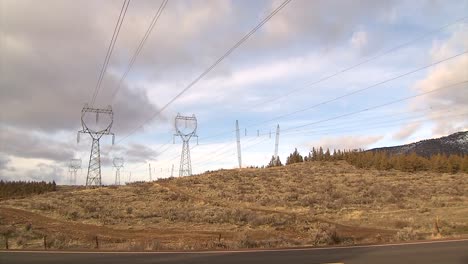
[
  {"x1": 274, "y1": 124, "x2": 280, "y2": 160},
  {"x1": 113, "y1": 157, "x2": 124, "y2": 185},
  {"x1": 77, "y1": 104, "x2": 115, "y2": 187},
  {"x1": 236, "y1": 120, "x2": 242, "y2": 168},
  {"x1": 173, "y1": 113, "x2": 198, "y2": 177},
  {"x1": 148, "y1": 163, "x2": 152, "y2": 181},
  {"x1": 68, "y1": 159, "x2": 82, "y2": 185}
]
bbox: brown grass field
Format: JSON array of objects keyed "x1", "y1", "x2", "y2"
[{"x1": 1, "y1": 160, "x2": 467, "y2": 250}]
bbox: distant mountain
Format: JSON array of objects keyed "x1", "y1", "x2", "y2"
[{"x1": 369, "y1": 131, "x2": 468, "y2": 157}]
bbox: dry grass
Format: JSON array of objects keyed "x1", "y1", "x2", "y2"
[{"x1": 1, "y1": 160, "x2": 467, "y2": 250}]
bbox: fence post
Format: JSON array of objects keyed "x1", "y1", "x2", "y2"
[
  {"x1": 4, "y1": 235, "x2": 8, "y2": 250},
  {"x1": 43, "y1": 236, "x2": 47, "y2": 250},
  {"x1": 218, "y1": 233, "x2": 221, "y2": 242},
  {"x1": 95, "y1": 236, "x2": 99, "y2": 249}
]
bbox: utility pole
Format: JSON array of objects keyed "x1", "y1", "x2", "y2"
[
  {"x1": 236, "y1": 120, "x2": 242, "y2": 168},
  {"x1": 171, "y1": 164, "x2": 174, "y2": 177},
  {"x1": 68, "y1": 159, "x2": 81, "y2": 185},
  {"x1": 113, "y1": 158, "x2": 123, "y2": 185},
  {"x1": 148, "y1": 163, "x2": 152, "y2": 181},
  {"x1": 174, "y1": 113, "x2": 198, "y2": 177},
  {"x1": 274, "y1": 124, "x2": 280, "y2": 159},
  {"x1": 77, "y1": 104, "x2": 114, "y2": 187}
]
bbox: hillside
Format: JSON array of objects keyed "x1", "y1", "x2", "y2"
[
  {"x1": 370, "y1": 131, "x2": 468, "y2": 157},
  {"x1": 1, "y1": 160, "x2": 467, "y2": 250}
]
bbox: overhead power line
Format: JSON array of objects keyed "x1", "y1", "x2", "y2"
[
  {"x1": 113, "y1": 0, "x2": 293, "y2": 146},
  {"x1": 199, "y1": 50, "x2": 468, "y2": 141},
  {"x1": 253, "y1": 15, "x2": 468, "y2": 108},
  {"x1": 283, "y1": 111, "x2": 468, "y2": 137},
  {"x1": 280, "y1": 80, "x2": 468, "y2": 133},
  {"x1": 90, "y1": 0, "x2": 131, "y2": 107},
  {"x1": 192, "y1": 111, "x2": 467, "y2": 171},
  {"x1": 192, "y1": 101, "x2": 467, "y2": 170},
  {"x1": 257, "y1": 51, "x2": 468, "y2": 126},
  {"x1": 110, "y1": 0, "x2": 169, "y2": 101}
]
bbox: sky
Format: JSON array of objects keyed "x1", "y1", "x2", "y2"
[{"x1": 1, "y1": 0, "x2": 467, "y2": 184}]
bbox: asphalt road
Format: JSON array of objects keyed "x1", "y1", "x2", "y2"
[{"x1": 1, "y1": 239, "x2": 467, "y2": 264}]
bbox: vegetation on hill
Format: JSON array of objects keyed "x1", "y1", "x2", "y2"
[
  {"x1": 1, "y1": 160, "x2": 467, "y2": 250},
  {"x1": 267, "y1": 155, "x2": 282, "y2": 167},
  {"x1": 279, "y1": 147, "x2": 468, "y2": 173},
  {"x1": 286, "y1": 148, "x2": 303, "y2": 165},
  {"x1": 370, "y1": 131, "x2": 468, "y2": 157},
  {"x1": 0, "y1": 181, "x2": 56, "y2": 199}
]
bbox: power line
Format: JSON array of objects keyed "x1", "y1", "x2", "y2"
[
  {"x1": 134, "y1": 54, "x2": 466, "y2": 172},
  {"x1": 252, "y1": 16, "x2": 468, "y2": 108},
  {"x1": 90, "y1": 0, "x2": 131, "y2": 107},
  {"x1": 192, "y1": 137, "x2": 264, "y2": 168},
  {"x1": 280, "y1": 80, "x2": 468, "y2": 133},
  {"x1": 114, "y1": 50, "x2": 466, "y2": 168},
  {"x1": 182, "y1": 103, "x2": 462, "y2": 170},
  {"x1": 197, "y1": 16, "x2": 467, "y2": 141},
  {"x1": 110, "y1": 0, "x2": 169, "y2": 101},
  {"x1": 281, "y1": 104, "x2": 456, "y2": 135},
  {"x1": 256, "y1": 51, "x2": 467, "y2": 126},
  {"x1": 113, "y1": 0, "x2": 293, "y2": 146},
  {"x1": 192, "y1": 110, "x2": 467, "y2": 171},
  {"x1": 191, "y1": 105, "x2": 455, "y2": 167},
  {"x1": 143, "y1": 105, "x2": 465, "y2": 174},
  {"x1": 198, "y1": 50, "x2": 468, "y2": 141},
  {"x1": 283, "y1": 112, "x2": 468, "y2": 137}
]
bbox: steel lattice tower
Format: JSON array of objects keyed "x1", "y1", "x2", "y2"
[
  {"x1": 77, "y1": 104, "x2": 114, "y2": 187},
  {"x1": 68, "y1": 159, "x2": 82, "y2": 185},
  {"x1": 174, "y1": 113, "x2": 198, "y2": 177},
  {"x1": 113, "y1": 157, "x2": 124, "y2": 185}
]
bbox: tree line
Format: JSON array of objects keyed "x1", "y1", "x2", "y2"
[
  {"x1": 268, "y1": 147, "x2": 468, "y2": 173},
  {"x1": 0, "y1": 180, "x2": 57, "y2": 199}
]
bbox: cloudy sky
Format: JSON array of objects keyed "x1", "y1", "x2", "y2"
[{"x1": 1, "y1": 0, "x2": 467, "y2": 184}]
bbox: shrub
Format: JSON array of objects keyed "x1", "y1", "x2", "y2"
[
  {"x1": 395, "y1": 227, "x2": 417, "y2": 241},
  {"x1": 126, "y1": 207, "x2": 133, "y2": 214},
  {"x1": 310, "y1": 223, "x2": 341, "y2": 246}
]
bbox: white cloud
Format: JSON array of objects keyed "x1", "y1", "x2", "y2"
[
  {"x1": 392, "y1": 123, "x2": 421, "y2": 140},
  {"x1": 309, "y1": 135, "x2": 384, "y2": 150},
  {"x1": 262, "y1": 0, "x2": 396, "y2": 45},
  {"x1": 411, "y1": 24, "x2": 468, "y2": 137},
  {"x1": 350, "y1": 30, "x2": 368, "y2": 50},
  {"x1": 2, "y1": 0, "x2": 468, "y2": 182}
]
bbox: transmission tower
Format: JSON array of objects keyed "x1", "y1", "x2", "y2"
[
  {"x1": 148, "y1": 163, "x2": 152, "y2": 181},
  {"x1": 77, "y1": 104, "x2": 114, "y2": 187},
  {"x1": 113, "y1": 157, "x2": 124, "y2": 185},
  {"x1": 174, "y1": 113, "x2": 198, "y2": 177},
  {"x1": 68, "y1": 159, "x2": 82, "y2": 185},
  {"x1": 274, "y1": 124, "x2": 280, "y2": 159},
  {"x1": 236, "y1": 120, "x2": 242, "y2": 168}
]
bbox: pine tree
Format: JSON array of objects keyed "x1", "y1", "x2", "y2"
[
  {"x1": 267, "y1": 155, "x2": 283, "y2": 167},
  {"x1": 286, "y1": 148, "x2": 304, "y2": 165}
]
